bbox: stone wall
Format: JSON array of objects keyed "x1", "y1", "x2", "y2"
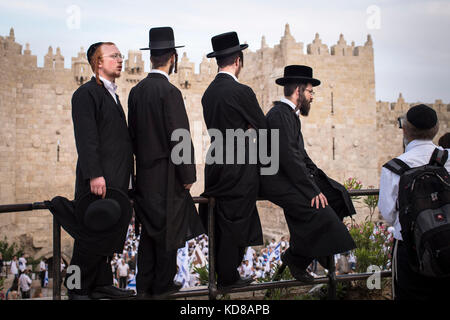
[{"x1": 0, "y1": 25, "x2": 448, "y2": 258}]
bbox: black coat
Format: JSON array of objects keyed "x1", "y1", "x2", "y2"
[
  {"x1": 199, "y1": 73, "x2": 267, "y2": 247},
  {"x1": 260, "y1": 101, "x2": 355, "y2": 257},
  {"x1": 128, "y1": 73, "x2": 204, "y2": 251},
  {"x1": 46, "y1": 77, "x2": 134, "y2": 256}
]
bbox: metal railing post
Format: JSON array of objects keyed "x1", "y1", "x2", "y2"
[
  {"x1": 207, "y1": 197, "x2": 217, "y2": 300},
  {"x1": 327, "y1": 255, "x2": 337, "y2": 300},
  {"x1": 52, "y1": 216, "x2": 61, "y2": 300}
]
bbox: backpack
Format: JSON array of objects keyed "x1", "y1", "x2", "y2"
[{"x1": 383, "y1": 148, "x2": 450, "y2": 278}]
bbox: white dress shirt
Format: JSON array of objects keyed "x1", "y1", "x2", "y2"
[
  {"x1": 218, "y1": 71, "x2": 239, "y2": 82},
  {"x1": 280, "y1": 97, "x2": 300, "y2": 115},
  {"x1": 98, "y1": 76, "x2": 118, "y2": 104},
  {"x1": 19, "y1": 273, "x2": 32, "y2": 291},
  {"x1": 150, "y1": 69, "x2": 170, "y2": 81},
  {"x1": 378, "y1": 139, "x2": 450, "y2": 240}
]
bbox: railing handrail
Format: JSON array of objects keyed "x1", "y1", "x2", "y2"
[{"x1": 0, "y1": 188, "x2": 384, "y2": 300}]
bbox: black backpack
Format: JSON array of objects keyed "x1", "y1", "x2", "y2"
[{"x1": 383, "y1": 148, "x2": 450, "y2": 278}]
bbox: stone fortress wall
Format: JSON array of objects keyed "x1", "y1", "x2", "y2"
[{"x1": 0, "y1": 25, "x2": 448, "y2": 259}]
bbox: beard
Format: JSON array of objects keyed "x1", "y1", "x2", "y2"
[{"x1": 297, "y1": 94, "x2": 311, "y2": 116}]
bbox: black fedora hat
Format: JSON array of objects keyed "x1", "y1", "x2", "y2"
[
  {"x1": 75, "y1": 188, "x2": 131, "y2": 232},
  {"x1": 276, "y1": 65, "x2": 321, "y2": 87},
  {"x1": 140, "y1": 26, "x2": 184, "y2": 51},
  {"x1": 206, "y1": 31, "x2": 248, "y2": 58}
]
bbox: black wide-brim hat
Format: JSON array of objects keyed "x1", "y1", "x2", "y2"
[
  {"x1": 140, "y1": 26, "x2": 185, "y2": 51},
  {"x1": 206, "y1": 31, "x2": 248, "y2": 58},
  {"x1": 75, "y1": 188, "x2": 131, "y2": 233},
  {"x1": 276, "y1": 65, "x2": 321, "y2": 87}
]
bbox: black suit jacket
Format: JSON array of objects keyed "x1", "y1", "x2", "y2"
[
  {"x1": 200, "y1": 73, "x2": 267, "y2": 247},
  {"x1": 128, "y1": 73, "x2": 203, "y2": 250}
]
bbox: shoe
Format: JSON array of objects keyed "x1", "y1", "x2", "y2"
[
  {"x1": 68, "y1": 292, "x2": 91, "y2": 300},
  {"x1": 218, "y1": 277, "x2": 253, "y2": 293},
  {"x1": 281, "y1": 253, "x2": 315, "y2": 284},
  {"x1": 89, "y1": 285, "x2": 136, "y2": 300},
  {"x1": 151, "y1": 282, "x2": 182, "y2": 300}
]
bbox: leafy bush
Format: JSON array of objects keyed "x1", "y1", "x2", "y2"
[
  {"x1": 193, "y1": 265, "x2": 209, "y2": 286},
  {"x1": 348, "y1": 221, "x2": 393, "y2": 273},
  {"x1": 0, "y1": 237, "x2": 24, "y2": 261}
]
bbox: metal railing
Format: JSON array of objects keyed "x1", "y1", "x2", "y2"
[{"x1": 0, "y1": 188, "x2": 387, "y2": 300}]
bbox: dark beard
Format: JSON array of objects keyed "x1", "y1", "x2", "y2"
[{"x1": 297, "y1": 95, "x2": 311, "y2": 116}]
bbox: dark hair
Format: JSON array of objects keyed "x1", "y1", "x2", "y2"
[
  {"x1": 404, "y1": 119, "x2": 439, "y2": 141},
  {"x1": 438, "y1": 132, "x2": 450, "y2": 148},
  {"x1": 150, "y1": 49, "x2": 177, "y2": 70},
  {"x1": 283, "y1": 82, "x2": 306, "y2": 97},
  {"x1": 216, "y1": 51, "x2": 243, "y2": 68}
]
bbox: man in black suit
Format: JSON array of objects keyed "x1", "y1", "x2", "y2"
[
  {"x1": 199, "y1": 32, "x2": 267, "y2": 291},
  {"x1": 260, "y1": 65, "x2": 356, "y2": 282},
  {"x1": 128, "y1": 27, "x2": 204, "y2": 299},
  {"x1": 68, "y1": 42, "x2": 134, "y2": 299}
]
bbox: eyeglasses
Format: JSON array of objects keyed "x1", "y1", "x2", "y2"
[
  {"x1": 103, "y1": 53, "x2": 124, "y2": 60},
  {"x1": 304, "y1": 88, "x2": 315, "y2": 96}
]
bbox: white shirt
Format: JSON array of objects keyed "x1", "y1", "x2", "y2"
[
  {"x1": 98, "y1": 76, "x2": 118, "y2": 104},
  {"x1": 150, "y1": 69, "x2": 170, "y2": 81},
  {"x1": 10, "y1": 260, "x2": 18, "y2": 275},
  {"x1": 378, "y1": 140, "x2": 450, "y2": 240},
  {"x1": 40, "y1": 261, "x2": 46, "y2": 271},
  {"x1": 19, "y1": 273, "x2": 32, "y2": 291},
  {"x1": 18, "y1": 257, "x2": 27, "y2": 272},
  {"x1": 280, "y1": 97, "x2": 300, "y2": 115},
  {"x1": 117, "y1": 263, "x2": 129, "y2": 277},
  {"x1": 218, "y1": 71, "x2": 239, "y2": 82}
]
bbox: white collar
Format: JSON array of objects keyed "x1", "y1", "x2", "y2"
[
  {"x1": 150, "y1": 69, "x2": 170, "y2": 81},
  {"x1": 405, "y1": 139, "x2": 436, "y2": 152},
  {"x1": 98, "y1": 76, "x2": 117, "y2": 92},
  {"x1": 280, "y1": 97, "x2": 299, "y2": 115},
  {"x1": 218, "y1": 71, "x2": 239, "y2": 83}
]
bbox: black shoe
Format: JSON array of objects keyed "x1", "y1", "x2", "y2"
[
  {"x1": 218, "y1": 277, "x2": 253, "y2": 293},
  {"x1": 68, "y1": 292, "x2": 91, "y2": 300},
  {"x1": 151, "y1": 282, "x2": 182, "y2": 300},
  {"x1": 281, "y1": 253, "x2": 315, "y2": 284},
  {"x1": 90, "y1": 285, "x2": 136, "y2": 300}
]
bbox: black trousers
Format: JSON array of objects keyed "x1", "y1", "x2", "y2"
[
  {"x1": 214, "y1": 223, "x2": 246, "y2": 286},
  {"x1": 65, "y1": 241, "x2": 113, "y2": 295},
  {"x1": 136, "y1": 225, "x2": 177, "y2": 295},
  {"x1": 119, "y1": 276, "x2": 128, "y2": 289},
  {"x1": 39, "y1": 271, "x2": 46, "y2": 288},
  {"x1": 393, "y1": 240, "x2": 450, "y2": 300}
]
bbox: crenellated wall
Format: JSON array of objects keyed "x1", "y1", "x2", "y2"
[{"x1": 0, "y1": 25, "x2": 448, "y2": 258}]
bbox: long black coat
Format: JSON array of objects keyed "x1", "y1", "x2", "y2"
[
  {"x1": 46, "y1": 77, "x2": 134, "y2": 256},
  {"x1": 260, "y1": 101, "x2": 355, "y2": 257},
  {"x1": 199, "y1": 73, "x2": 267, "y2": 247},
  {"x1": 128, "y1": 73, "x2": 204, "y2": 251}
]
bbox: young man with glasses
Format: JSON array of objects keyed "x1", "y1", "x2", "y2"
[
  {"x1": 62, "y1": 42, "x2": 134, "y2": 299},
  {"x1": 260, "y1": 65, "x2": 356, "y2": 282}
]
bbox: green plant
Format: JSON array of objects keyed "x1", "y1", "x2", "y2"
[
  {"x1": 363, "y1": 185, "x2": 379, "y2": 223},
  {"x1": 343, "y1": 177, "x2": 363, "y2": 201},
  {"x1": 0, "y1": 237, "x2": 24, "y2": 261},
  {"x1": 348, "y1": 221, "x2": 393, "y2": 273},
  {"x1": 193, "y1": 265, "x2": 209, "y2": 286}
]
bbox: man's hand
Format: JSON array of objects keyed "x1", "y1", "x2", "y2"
[
  {"x1": 184, "y1": 183, "x2": 193, "y2": 190},
  {"x1": 90, "y1": 176, "x2": 106, "y2": 199},
  {"x1": 311, "y1": 192, "x2": 328, "y2": 209}
]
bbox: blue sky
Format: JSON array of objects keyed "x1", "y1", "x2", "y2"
[{"x1": 1, "y1": 0, "x2": 449, "y2": 103}]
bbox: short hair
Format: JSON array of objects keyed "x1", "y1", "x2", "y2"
[
  {"x1": 284, "y1": 82, "x2": 307, "y2": 97},
  {"x1": 89, "y1": 42, "x2": 116, "y2": 85},
  {"x1": 150, "y1": 49, "x2": 176, "y2": 69},
  {"x1": 216, "y1": 51, "x2": 243, "y2": 68},
  {"x1": 403, "y1": 119, "x2": 439, "y2": 141}
]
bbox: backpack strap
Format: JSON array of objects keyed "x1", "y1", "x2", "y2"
[
  {"x1": 383, "y1": 158, "x2": 411, "y2": 175},
  {"x1": 429, "y1": 148, "x2": 448, "y2": 167}
]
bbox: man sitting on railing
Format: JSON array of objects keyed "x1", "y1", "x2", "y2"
[{"x1": 260, "y1": 65, "x2": 356, "y2": 283}]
